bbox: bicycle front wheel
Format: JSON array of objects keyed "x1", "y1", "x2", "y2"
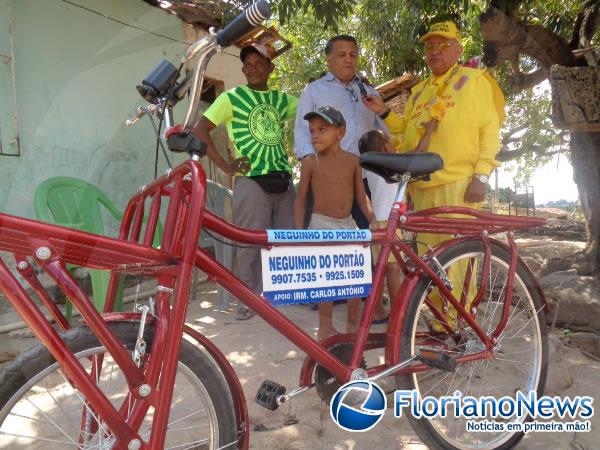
[
  {"x1": 0, "y1": 322, "x2": 237, "y2": 449},
  {"x1": 398, "y1": 240, "x2": 548, "y2": 450}
]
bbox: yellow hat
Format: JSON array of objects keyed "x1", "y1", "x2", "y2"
[{"x1": 419, "y1": 21, "x2": 461, "y2": 42}]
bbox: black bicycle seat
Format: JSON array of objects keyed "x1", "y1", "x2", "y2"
[{"x1": 359, "y1": 152, "x2": 444, "y2": 182}]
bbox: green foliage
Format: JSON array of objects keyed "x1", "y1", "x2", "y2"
[
  {"x1": 500, "y1": 88, "x2": 569, "y2": 185},
  {"x1": 268, "y1": 12, "x2": 334, "y2": 95},
  {"x1": 222, "y1": 0, "x2": 356, "y2": 29},
  {"x1": 513, "y1": 0, "x2": 587, "y2": 40},
  {"x1": 276, "y1": 0, "x2": 356, "y2": 28},
  {"x1": 269, "y1": 0, "x2": 492, "y2": 87},
  {"x1": 266, "y1": 11, "x2": 337, "y2": 173},
  {"x1": 222, "y1": 0, "x2": 591, "y2": 188},
  {"x1": 356, "y1": 0, "x2": 488, "y2": 78},
  {"x1": 500, "y1": 87, "x2": 568, "y2": 185}
]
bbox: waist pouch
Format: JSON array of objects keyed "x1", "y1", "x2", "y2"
[{"x1": 249, "y1": 171, "x2": 291, "y2": 194}]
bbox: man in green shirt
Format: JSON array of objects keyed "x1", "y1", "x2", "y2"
[{"x1": 194, "y1": 43, "x2": 298, "y2": 320}]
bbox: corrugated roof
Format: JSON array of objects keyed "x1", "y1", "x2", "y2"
[{"x1": 142, "y1": 0, "x2": 224, "y2": 29}]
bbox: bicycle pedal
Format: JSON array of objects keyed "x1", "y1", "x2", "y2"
[
  {"x1": 256, "y1": 380, "x2": 286, "y2": 411},
  {"x1": 417, "y1": 349, "x2": 456, "y2": 372}
]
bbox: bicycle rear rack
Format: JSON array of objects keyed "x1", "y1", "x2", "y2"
[{"x1": 400, "y1": 206, "x2": 546, "y2": 236}]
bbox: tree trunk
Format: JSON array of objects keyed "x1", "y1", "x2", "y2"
[
  {"x1": 479, "y1": 2, "x2": 600, "y2": 275},
  {"x1": 571, "y1": 131, "x2": 600, "y2": 274}
]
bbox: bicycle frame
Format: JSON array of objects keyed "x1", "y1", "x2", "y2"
[
  {"x1": 0, "y1": 156, "x2": 547, "y2": 449},
  {"x1": 195, "y1": 192, "x2": 548, "y2": 384},
  {"x1": 0, "y1": 161, "x2": 205, "y2": 449}
]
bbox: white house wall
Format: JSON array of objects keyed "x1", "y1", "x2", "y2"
[{"x1": 0, "y1": 0, "x2": 245, "y2": 220}]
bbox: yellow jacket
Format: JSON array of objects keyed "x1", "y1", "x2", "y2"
[{"x1": 384, "y1": 64, "x2": 504, "y2": 189}]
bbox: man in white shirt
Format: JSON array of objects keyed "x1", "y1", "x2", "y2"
[{"x1": 294, "y1": 35, "x2": 388, "y2": 228}]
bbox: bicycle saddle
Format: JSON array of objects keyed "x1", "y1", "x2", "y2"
[{"x1": 359, "y1": 152, "x2": 443, "y2": 182}]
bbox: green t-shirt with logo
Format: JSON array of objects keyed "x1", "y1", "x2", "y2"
[{"x1": 203, "y1": 85, "x2": 298, "y2": 176}]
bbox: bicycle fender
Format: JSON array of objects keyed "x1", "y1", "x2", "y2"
[
  {"x1": 426, "y1": 236, "x2": 549, "y2": 313},
  {"x1": 183, "y1": 325, "x2": 249, "y2": 450},
  {"x1": 100, "y1": 315, "x2": 249, "y2": 450}
]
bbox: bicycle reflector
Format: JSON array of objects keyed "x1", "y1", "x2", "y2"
[{"x1": 136, "y1": 60, "x2": 179, "y2": 104}]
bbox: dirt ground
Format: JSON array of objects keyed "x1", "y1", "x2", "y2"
[{"x1": 1, "y1": 276, "x2": 598, "y2": 449}]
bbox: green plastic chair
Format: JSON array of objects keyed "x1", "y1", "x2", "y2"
[
  {"x1": 199, "y1": 180, "x2": 234, "y2": 310},
  {"x1": 34, "y1": 177, "x2": 160, "y2": 321}
]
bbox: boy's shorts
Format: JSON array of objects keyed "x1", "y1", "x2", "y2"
[{"x1": 308, "y1": 213, "x2": 357, "y2": 230}]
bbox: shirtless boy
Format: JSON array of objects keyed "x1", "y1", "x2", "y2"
[{"x1": 294, "y1": 106, "x2": 376, "y2": 340}]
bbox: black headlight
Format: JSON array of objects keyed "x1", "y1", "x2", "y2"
[{"x1": 136, "y1": 60, "x2": 178, "y2": 104}]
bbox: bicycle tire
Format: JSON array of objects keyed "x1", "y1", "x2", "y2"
[
  {"x1": 398, "y1": 240, "x2": 548, "y2": 450},
  {"x1": 0, "y1": 322, "x2": 237, "y2": 449}
]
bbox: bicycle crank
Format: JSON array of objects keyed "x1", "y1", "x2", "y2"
[
  {"x1": 366, "y1": 349, "x2": 457, "y2": 386},
  {"x1": 314, "y1": 343, "x2": 366, "y2": 404}
]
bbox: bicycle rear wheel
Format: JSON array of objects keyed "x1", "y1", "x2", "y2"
[
  {"x1": 0, "y1": 322, "x2": 237, "y2": 449},
  {"x1": 398, "y1": 240, "x2": 548, "y2": 450}
]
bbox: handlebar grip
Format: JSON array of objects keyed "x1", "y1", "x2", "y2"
[{"x1": 216, "y1": 0, "x2": 271, "y2": 48}]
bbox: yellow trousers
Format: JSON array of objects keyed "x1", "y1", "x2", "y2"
[{"x1": 411, "y1": 178, "x2": 481, "y2": 329}]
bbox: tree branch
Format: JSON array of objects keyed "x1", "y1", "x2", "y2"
[
  {"x1": 502, "y1": 125, "x2": 529, "y2": 144},
  {"x1": 498, "y1": 144, "x2": 568, "y2": 161},
  {"x1": 545, "y1": 148, "x2": 570, "y2": 157},
  {"x1": 503, "y1": 136, "x2": 525, "y2": 145},
  {"x1": 498, "y1": 145, "x2": 540, "y2": 161},
  {"x1": 570, "y1": 2, "x2": 588, "y2": 48},
  {"x1": 480, "y1": 6, "x2": 575, "y2": 73},
  {"x1": 511, "y1": 68, "x2": 549, "y2": 91},
  {"x1": 580, "y1": 0, "x2": 600, "y2": 65}
]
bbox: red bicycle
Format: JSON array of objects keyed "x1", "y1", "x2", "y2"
[{"x1": 0, "y1": 2, "x2": 548, "y2": 449}]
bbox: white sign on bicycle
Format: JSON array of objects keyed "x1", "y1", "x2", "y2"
[{"x1": 261, "y1": 245, "x2": 372, "y2": 306}]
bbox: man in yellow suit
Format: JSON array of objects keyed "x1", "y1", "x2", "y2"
[{"x1": 364, "y1": 20, "x2": 505, "y2": 328}]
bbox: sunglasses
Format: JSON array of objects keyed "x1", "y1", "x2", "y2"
[
  {"x1": 423, "y1": 41, "x2": 458, "y2": 52},
  {"x1": 346, "y1": 87, "x2": 359, "y2": 103}
]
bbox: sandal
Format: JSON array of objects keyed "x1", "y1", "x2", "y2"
[{"x1": 235, "y1": 306, "x2": 256, "y2": 320}]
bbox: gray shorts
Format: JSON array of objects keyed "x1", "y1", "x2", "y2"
[
  {"x1": 232, "y1": 176, "x2": 295, "y2": 294},
  {"x1": 308, "y1": 213, "x2": 357, "y2": 230}
]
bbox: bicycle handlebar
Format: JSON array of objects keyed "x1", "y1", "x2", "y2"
[
  {"x1": 127, "y1": 1, "x2": 272, "y2": 137},
  {"x1": 182, "y1": 0, "x2": 271, "y2": 64},
  {"x1": 180, "y1": 1, "x2": 271, "y2": 133},
  {"x1": 216, "y1": 0, "x2": 271, "y2": 47},
  {"x1": 124, "y1": 104, "x2": 160, "y2": 127}
]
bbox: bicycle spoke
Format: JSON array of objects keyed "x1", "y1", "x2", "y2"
[
  {"x1": 45, "y1": 388, "x2": 79, "y2": 429},
  {"x1": 418, "y1": 370, "x2": 453, "y2": 397},
  {"x1": 0, "y1": 430, "x2": 84, "y2": 446},
  {"x1": 26, "y1": 397, "x2": 77, "y2": 445},
  {"x1": 444, "y1": 369, "x2": 458, "y2": 397},
  {"x1": 168, "y1": 408, "x2": 208, "y2": 427},
  {"x1": 168, "y1": 423, "x2": 211, "y2": 432},
  {"x1": 1, "y1": 331, "x2": 229, "y2": 449},
  {"x1": 402, "y1": 244, "x2": 547, "y2": 450},
  {"x1": 164, "y1": 438, "x2": 210, "y2": 449},
  {"x1": 493, "y1": 356, "x2": 532, "y2": 365},
  {"x1": 480, "y1": 263, "x2": 499, "y2": 325},
  {"x1": 57, "y1": 368, "x2": 107, "y2": 440},
  {"x1": 497, "y1": 305, "x2": 544, "y2": 346},
  {"x1": 484, "y1": 281, "x2": 507, "y2": 333},
  {"x1": 498, "y1": 348, "x2": 536, "y2": 356},
  {"x1": 499, "y1": 293, "x2": 529, "y2": 335}
]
